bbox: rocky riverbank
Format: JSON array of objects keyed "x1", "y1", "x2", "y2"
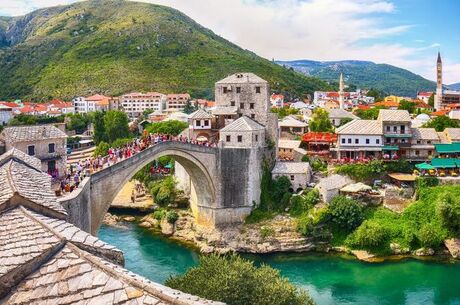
[{"x1": 103, "y1": 211, "x2": 460, "y2": 261}]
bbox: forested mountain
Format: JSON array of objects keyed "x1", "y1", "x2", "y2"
[
  {"x1": 276, "y1": 59, "x2": 436, "y2": 97},
  {"x1": 0, "y1": 0, "x2": 330, "y2": 101}
]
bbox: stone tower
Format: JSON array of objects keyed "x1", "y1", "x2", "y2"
[
  {"x1": 339, "y1": 73, "x2": 345, "y2": 109},
  {"x1": 435, "y1": 51, "x2": 443, "y2": 110}
]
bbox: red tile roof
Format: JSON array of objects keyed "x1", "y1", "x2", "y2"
[
  {"x1": 418, "y1": 92, "x2": 433, "y2": 97},
  {"x1": 431, "y1": 109, "x2": 448, "y2": 116},
  {"x1": 302, "y1": 132, "x2": 337, "y2": 143},
  {"x1": 86, "y1": 94, "x2": 110, "y2": 101},
  {"x1": 0, "y1": 102, "x2": 19, "y2": 108}
]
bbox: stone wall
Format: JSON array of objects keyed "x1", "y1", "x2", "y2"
[{"x1": 58, "y1": 177, "x2": 91, "y2": 232}]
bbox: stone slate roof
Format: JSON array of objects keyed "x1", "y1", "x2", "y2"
[
  {"x1": 279, "y1": 116, "x2": 308, "y2": 128},
  {"x1": 377, "y1": 109, "x2": 411, "y2": 122},
  {"x1": 220, "y1": 116, "x2": 265, "y2": 132},
  {"x1": 316, "y1": 174, "x2": 352, "y2": 191},
  {"x1": 0, "y1": 155, "x2": 67, "y2": 217},
  {"x1": 0, "y1": 148, "x2": 224, "y2": 305},
  {"x1": 216, "y1": 73, "x2": 267, "y2": 84},
  {"x1": 189, "y1": 109, "x2": 213, "y2": 120},
  {"x1": 278, "y1": 140, "x2": 301, "y2": 150},
  {"x1": 411, "y1": 128, "x2": 439, "y2": 141},
  {"x1": 1, "y1": 125, "x2": 67, "y2": 143},
  {"x1": 326, "y1": 108, "x2": 359, "y2": 120},
  {"x1": 336, "y1": 119, "x2": 382, "y2": 135},
  {"x1": 0, "y1": 148, "x2": 41, "y2": 171},
  {"x1": 211, "y1": 106, "x2": 238, "y2": 115},
  {"x1": 445, "y1": 128, "x2": 460, "y2": 141},
  {"x1": 272, "y1": 162, "x2": 311, "y2": 174}
]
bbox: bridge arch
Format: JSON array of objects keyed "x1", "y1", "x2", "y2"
[{"x1": 89, "y1": 141, "x2": 218, "y2": 234}]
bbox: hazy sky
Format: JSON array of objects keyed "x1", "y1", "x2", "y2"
[{"x1": 1, "y1": 0, "x2": 459, "y2": 83}]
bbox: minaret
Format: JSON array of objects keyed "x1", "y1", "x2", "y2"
[
  {"x1": 435, "y1": 51, "x2": 443, "y2": 110},
  {"x1": 339, "y1": 73, "x2": 345, "y2": 109}
]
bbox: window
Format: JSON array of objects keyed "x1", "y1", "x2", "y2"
[
  {"x1": 48, "y1": 143, "x2": 55, "y2": 153},
  {"x1": 401, "y1": 139, "x2": 406, "y2": 143},
  {"x1": 195, "y1": 120, "x2": 201, "y2": 127},
  {"x1": 250, "y1": 103, "x2": 255, "y2": 109},
  {"x1": 255, "y1": 86, "x2": 261, "y2": 93},
  {"x1": 236, "y1": 87, "x2": 241, "y2": 93},
  {"x1": 27, "y1": 145, "x2": 35, "y2": 156},
  {"x1": 417, "y1": 140, "x2": 421, "y2": 144},
  {"x1": 386, "y1": 126, "x2": 390, "y2": 132},
  {"x1": 223, "y1": 87, "x2": 228, "y2": 94},
  {"x1": 255, "y1": 135, "x2": 259, "y2": 142},
  {"x1": 393, "y1": 126, "x2": 397, "y2": 132},
  {"x1": 226, "y1": 135, "x2": 231, "y2": 142},
  {"x1": 428, "y1": 150, "x2": 432, "y2": 155},
  {"x1": 290, "y1": 175, "x2": 295, "y2": 181},
  {"x1": 237, "y1": 135, "x2": 243, "y2": 142},
  {"x1": 376, "y1": 139, "x2": 380, "y2": 144},
  {"x1": 204, "y1": 120, "x2": 209, "y2": 126},
  {"x1": 240, "y1": 103, "x2": 244, "y2": 109},
  {"x1": 427, "y1": 140, "x2": 431, "y2": 144},
  {"x1": 47, "y1": 160, "x2": 56, "y2": 172},
  {"x1": 366, "y1": 139, "x2": 370, "y2": 144},
  {"x1": 251, "y1": 114, "x2": 255, "y2": 119},
  {"x1": 400, "y1": 125, "x2": 405, "y2": 134},
  {"x1": 230, "y1": 101, "x2": 235, "y2": 106},
  {"x1": 348, "y1": 138, "x2": 351, "y2": 144},
  {"x1": 355, "y1": 139, "x2": 359, "y2": 144},
  {"x1": 341, "y1": 138, "x2": 345, "y2": 144}
]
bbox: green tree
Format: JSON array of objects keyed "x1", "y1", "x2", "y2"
[
  {"x1": 103, "y1": 110, "x2": 130, "y2": 143},
  {"x1": 183, "y1": 101, "x2": 198, "y2": 114},
  {"x1": 428, "y1": 93, "x2": 435, "y2": 107},
  {"x1": 66, "y1": 113, "x2": 90, "y2": 133},
  {"x1": 309, "y1": 108, "x2": 333, "y2": 132},
  {"x1": 166, "y1": 254, "x2": 314, "y2": 305},
  {"x1": 337, "y1": 117, "x2": 353, "y2": 127},
  {"x1": 436, "y1": 193, "x2": 460, "y2": 234},
  {"x1": 366, "y1": 88, "x2": 383, "y2": 102},
  {"x1": 354, "y1": 107, "x2": 384, "y2": 120},
  {"x1": 398, "y1": 99, "x2": 416, "y2": 114},
  {"x1": 423, "y1": 115, "x2": 460, "y2": 132},
  {"x1": 350, "y1": 221, "x2": 387, "y2": 248},
  {"x1": 271, "y1": 106, "x2": 299, "y2": 119},
  {"x1": 417, "y1": 223, "x2": 443, "y2": 248},
  {"x1": 93, "y1": 141, "x2": 110, "y2": 157},
  {"x1": 145, "y1": 120, "x2": 188, "y2": 136},
  {"x1": 92, "y1": 111, "x2": 107, "y2": 144},
  {"x1": 328, "y1": 196, "x2": 364, "y2": 230}
]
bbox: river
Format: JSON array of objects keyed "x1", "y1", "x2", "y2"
[{"x1": 99, "y1": 223, "x2": 460, "y2": 305}]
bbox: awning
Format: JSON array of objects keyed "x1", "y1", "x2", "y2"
[
  {"x1": 382, "y1": 145, "x2": 399, "y2": 151},
  {"x1": 435, "y1": 143, "x2": 460, "y2": 154},
  {"x1": 340, "y1": 182, "x2": 372, "y2": 193},
  {"x1": 415, "y1": 163, "x2": 435, "y2": 170},
  {"x1": 431, "y1": 158, "x2": 458, "y2": 168},
  {"x1": 388, "y1": 173, "x2": 417, "y2": 182}
]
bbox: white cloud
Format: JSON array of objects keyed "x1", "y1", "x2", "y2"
[{"x1": 1, "y1": 0, "x2": 459, "y2": 83}]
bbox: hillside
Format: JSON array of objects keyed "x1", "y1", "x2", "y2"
[
  {"x1": 276, "y1": 59, "x2": 436, "y2": 97},
  {"x1": 0, "y1": 0, "x2": 330, "y2": 101},
  {"x1": 448, "y1": 83, "x2": 460, "y2": 90}
]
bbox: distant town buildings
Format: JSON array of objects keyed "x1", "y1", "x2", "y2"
[
  {"x1": 166, "y1": 93, "x2": 191, "y2": 112},
  {"x1": 73, "y1": 94, "x2": 111, "y2": 113},
  {"x1": 434, "y1": 52, "x2": 460, "y2": 110},
  {"x1": 120, "y1": 92, "x2": 166, "y2": 119}
]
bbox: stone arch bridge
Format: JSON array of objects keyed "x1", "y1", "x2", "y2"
[{"x1": 60, "y1": 141, "x2": 263, "y2": 234}]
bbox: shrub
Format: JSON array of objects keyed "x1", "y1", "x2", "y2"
[
  {"x1": 296, "y1": 215, "x2": 314, "y2": 236},
  {"x1": 145, "y1": 120, "x2": 188, "y2": 136},
  {"x1": 93, "y1": 141, "x2": 110, "y2": 157},
  {"x1": 152, "y1": 209, "x2": 166, "y2": 221},
  {"x1": 166, "y1": 210, "x2": 179, "y2": 224},
  {"x1": 111, "y1": 137, "x2": 133, "y2": 148},
  {"x1": 289, "y1": 189, "x2": 319, "y2": 217},
  {"x1": 328, "y1": 196, "x2": 364, "y2": 230},
  {"x1": 166, "y1": 254, "x2": 315, "y2": 305},
  {"x1": 310, "y1": 158, "x2": 327, "y2": 172},
  {"x1": 245, "y1": 208, "x2": 274, "y2": 224},
  {"x1": 417, "y1": 223, "x2": 443, "y2": 248},
  {"x1": 436, "y1": 193, "x2": 460, "y2": 234},
  {"x1": 350, "y1": 221, "x2": 387, "y2": 248},
  {"x1": 415, "y1": 177, "x2": 439, "y2": 190}
]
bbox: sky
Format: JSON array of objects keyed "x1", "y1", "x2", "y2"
[{"x1": 1, "y1": 0, "x2": 459, "y2": 84}]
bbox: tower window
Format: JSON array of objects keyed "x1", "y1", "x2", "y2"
[
  {"x1": 223, "y1": 87, "x2": 228, "y2": 94},
  {"x1": 236, "y1": 87, "x2": 241, "y2": 93},
  {"x1": 28, "y1": 145, "x2": 35, "y2": 156},
  {"x1": 237, "y1": 135, "x2": 243, "y2": 142},
  {"x1": 226, "y1": 135, "x2": 231, "y2": 142},
  {"x1": 251, "y1": 114, "x2": 255, "y2": 119},
  {"x1": 250, "y1": 103, "x2": 254, "y2": 109},
  {"x1": 255, "y1": 86, "x2": 261, "y2": 93},
  {"x1": 48, "y1": 143, "x2": 55, "y2": 153},
  {"x1": 231, "y1": 101, "x2": 235, "y2": 106},
  {"x1": 240, "y1": 103, "x2": 244, "y2": 109}
]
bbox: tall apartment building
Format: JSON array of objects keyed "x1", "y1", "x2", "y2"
[
  {"x1": 119, "y1": 92, "x2": 166, "y2": 119},
  {"x1": 166, "y1": 93, "x2": 191, "y2": 112}
]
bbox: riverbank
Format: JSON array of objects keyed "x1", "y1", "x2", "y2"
[
  {"x1": 98, "y1": 222, "x2": 460, "y2": 305},
  {"x1": 103, "y1": 210, "x2": 460, "y2": 262}
]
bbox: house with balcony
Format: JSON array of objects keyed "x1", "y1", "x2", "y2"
[
  {"x1": 408, "y1": 128, "x2": 440, "y2": 161},
  {"x1": 187, "y1": 109, "x2": 214, "y2": 141},
  {"x1": 378, "y1": 109, "x2": 412, "y2": 159},
  {"x1": 333, "y1": 119, "x2": 383, "y2": 160},
  {"x1": 0, "y1": 125, "x2": 67, "y2": 178}
]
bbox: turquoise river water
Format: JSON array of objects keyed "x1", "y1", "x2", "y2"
[{"x1": 99, "y1": 223, "x2": 460, "y2": 305}]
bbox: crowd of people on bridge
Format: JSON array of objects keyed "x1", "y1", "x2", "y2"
[{"x1": 58, "y1": 133, "x2": 216, "y2": 195}]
